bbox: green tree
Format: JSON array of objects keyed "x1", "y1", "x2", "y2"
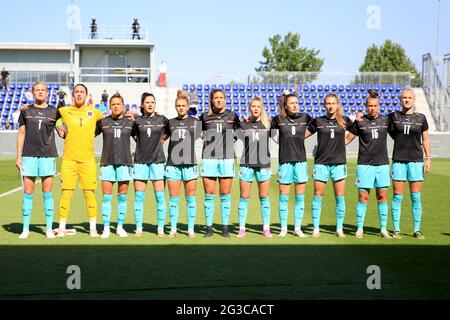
[
  {"x1": 358, "y1": 40, "x2": 421, "y2": 86},
  {"x1": 255, "y1": 32, "x2": 324, "y2": 84}
]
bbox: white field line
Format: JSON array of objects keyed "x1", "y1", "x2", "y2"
[{"x1": 0, "y1": 173, "x2": 60, "y2": 198}]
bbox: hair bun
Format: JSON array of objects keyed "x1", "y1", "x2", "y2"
[{"x1": 367, "y1": 89, "x2": 379, "y2": 97}]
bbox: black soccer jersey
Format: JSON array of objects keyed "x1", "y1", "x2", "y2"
[
  {"x1": 132, "y1": 114, "x2": 169, "y2": 164},
  {"x1": 96, "y1": 116, "x2": 134, "y2": 166},
  {"x1": 166, "y1": 116, "x2": 201, "y2": 166},
  {"x1": 18, "y1": 105, "x2": 58, "y2": 157},
  {"x1": 200, "y1": 110, "x2": 240, "y2": 159},
  {"x1": 388, "y1": 111, "x2": 429, "y2": 162},
  {"x1": 308, "y1": 115, "x2": 353, "y2": 165},
  {"x1": 271, "y1": 113, "x2": 312, "y2": 163},
  {"x1": 237, "y1": 119, "x2": 271, "y2": 168},
  {"x1": 349, "y1": 115, "x2": 390, "y2": 165}
]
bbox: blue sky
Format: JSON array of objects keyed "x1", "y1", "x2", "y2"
[{"x1": 1, "y1": 0, "x2": 449, "y2": 78}]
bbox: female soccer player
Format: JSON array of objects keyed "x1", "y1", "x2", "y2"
[
  {"x1": 345, "y1": 90, "x2": 392, "y2": 239},
  {"x1": 56, "y1": 84, "x2": 104, "y2": 238},
  {"x1": 163, "y1": 90, "x2": 201, "y2": 238},
  {"x1": 200, "y1": 89, "x2": 240, "y2": 237},
  {"x1": 96, "y1": 94, "x2": 134, "y2": 238},
  {"x1": 388, "y1": 87, "x2": 431, "y2": 239},
  {"x1": 306, "y1": 93, "x2": 353, "y2": 238},
  {"x1": 271, "y1": 93, "x2": 312, "y2": 237},
  {"x1": 16, "y1": 81, "x2": 64, "y2": 239},
  {"x1": 236, "y1": 96, "x2": 273, "y2": 238},
  {"x1": 132, "y1": 92, "x2": 169, "y2": 237}
]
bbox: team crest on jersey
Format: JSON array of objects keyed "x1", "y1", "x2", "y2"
[{"x1": 87, "y1": 110, "x2": 93, "y2": 118}]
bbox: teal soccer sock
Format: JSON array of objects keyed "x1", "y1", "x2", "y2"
[
  {"x1": 336, "y1": 196, "x2": 346, "y2": 230},
  {"x1": 42, "y1": 192, "x2": 54, "y2": 231},
  {"x1": 204, "y1": 194, "x2": 215, "y2": 227},
  {"x1": 155, "y1": 191, "x2": 166, "y2": 231},
  {"x1": 378, "y1": 201, "x2": 388, "y2": 231},
  {"x1": 391, "y1": 194, "x2": 404, "y2": 231},
  {"x1": 260, "y1": 197, "x2": 271, "y2": 226},
  {"x1": 169, "y1": 195, "x2": 180, "y2": 232},
  {"x1": 117, "y1": 194, "x2": 127, "y2": 227},
  {"x1": 220, "y1": 194, "x2": 231, "y2": 226},
  {"x1": 22, "y1": 193, "x2": 33, "y2": 231},
  {"x1": 410, "y1": 192, "x2": 422, "y2": 232},
  {"x1": 311, "y1": 195, "x2": 323, "y2": 229},
  {"x1": 186, "y1": 196, "x2": 196, "y2": 232},
  {"x1": 102, "y1": 194, "x2": 113, "y2": 228},
  {"x1": 238, "y1": 197, "x2": 249, "y2": 229},
  {"x1": 294, "y1": 194, "x2": 305, "y2": 230},
  {"x1": 356, "y1": 201, "x2": 367, "y2": 230},
  {"x1": 134, "y1": 191, "x2": 145, "y2": 230},
  {"x1": 278, "y1": 194, "x2": 289, "y2": 229}
]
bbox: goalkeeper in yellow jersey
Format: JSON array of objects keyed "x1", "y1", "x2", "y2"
[{"x1": 56, "y1": 84, "x2": 103, "y2": 237}]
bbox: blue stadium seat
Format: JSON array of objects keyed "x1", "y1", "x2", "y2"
[
  {"x1": 297, "y1": 92, "x2": 303, "y2": 98},
  {"x1": 387, "y1": 106, "x2": 394, "y2": 113},
  {"x1": 380, "y1": 105, "x2": 386, "y2": 112},
  {"x1": 310, "y1": 85, "x2": 316, "y2": 92},
  {"x1": 314, "y1": 105, "x2": 320, "y2": 112},
  {"x1": 247, "y1": 91, "x2": 253, "y2": 98},
  {"x1": 240, "y1": 105, "x2": 247, "y2": 111},
  {"x1": 357, "y1": 106, "x2": 365, "y2": 112},
  {"x1": 281, "y1": 84, "x2": 288, "y2": 91},
  {"x1": 239, "y1": 84, "x2": 245, "y2": 91},
  {"x1": 211, "y1": 84, "x2": 217, "y2": 90},
  {"x1": 303, "y1": 85, "x2": 309, "y2": 92},
  {"x1": 345, "y1": 85, "x2": 351, "y2": 92},
  {"x1": 347, "y1": 92, "x2": 353, "y2": 98},
  {"x1": 274, "y1": 84, "x2": 281, "y2": 92},
  {"x1": 339, "y1": 93, "x2": 346, "y2": 99},
  {"x1": 311, "y1": 92, "x2": 317, "y2": 99},
  {"x1": 350, "y1": 105, "x2": 357, "y2": 112},
  {"x1": 233, "y1": 98, "x2": 239, "y2": 105},
  {"x1": 270, "y1": 105, "x2": 276, "y2": 112},
  {"x1": 303, "y1": 92, "x2": 310, "y2": 99},
  {"x1": 383, "y1": 92, "x2": 389, "y2": 99},
  {"x1": 268, "y1": 92, "x2": 274, "y2": 98},
  {"x1": 261, "y1": 84, "x2": 267, "y2": 92},
  {"x1": 233, "y1": 106, "x2": 239, "y2": 112},
  {"x1": 204, "y1": 84, "x2": 210, "y2": 91},
  {"x1": 359, "y1": 85, "x2": 366, "y2": 91},
  {"x1": 239, "y1": 92, "x2": 245, "y2": 98},
  {"x1": 246, "y1": 85, "x2": 252, "y2": 92},
  {"x1": 380, "y1": 85, "x2": 387, "y2": 92},
  {"x1": 395, "y1": 84, "x2": 403, "y2": 92},
  {"x1": 354, "y1": 92, "x2": 361, "y2": 99},
  {"x1": 189, "y1": 84, "x2": 195, "y2": 91},
  {"x1": 298, "y1": 98, "x2": 304, "y2": 105},
  {"x1": 264, "y1": 105, "x2": 269, "y2": 111},
  {"x1": 263, "y1": 98, "x2": 268, "y2": 105},
  {"x1": 373, "y1": 85, "x2": 380, "y2": 92},
  {"x1": 385, "y1": 98, "x2": 392, "y2": 106},
  {"x1": 233, "y1": 92, "x2": 238, "y2": 98},
  {"x1": 270, "y1": 112, "x2": 277, "y2": 118},
  {"x1": 199, "y1": 98, "x2": 204, "y2": 105},
  {"x1": 392, "y1": 98, "x2": 399, "y2": 105},
  {"x1": 269, "y1": 98, "x2": 275, "y2": 105},
  {"x1": 361, "y1": 92, "x2": 368, "y2": 99},
  {"x1": 318, "y1": 92, "x2": 325, "y2": 99},
  {"x1": 8, "y1": 91, "x2": 14, "y2": 97},
  {"x1": 324, "y1": 85, "x2": 331, "y2": 92},
  {"x1": 299, "y1": 105, "x2": 305, "y2": 112},
  {"x1": 341, "y1": 98, "x2": 348, "y2": 105},
  {"x1": 343, "y1": 105, "x2": 349, "y2": 112},
  {"x1": 196, "y1": 84, "x2": 203, "y2": 91},
  {"x1": 395, "y1": 106, "x2": 401, "y2": 111},
  {"x1": 305, "y1": 98, "x2": 311, "y2": 105},
  {"x1": 312, "y1": 98, "x2": 319, "y2": 105},
  {"x1": 225, "y1": 84, "x2": 231, "y2": 91},
  {"x1": 253, "y1": 84, "x2": 259, "y2": 92},
  {"x1": 232, "y1": 84, "x2": 238, "y2": 91},
  {"x1": 267, "y1": 84, "x2": 274, "y2": 92},
  {"x1": 307, "y1": 111, "x2": 314, "y2": 118}
]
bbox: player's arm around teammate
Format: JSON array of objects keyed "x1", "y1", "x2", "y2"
[
  {"x1": 236, "y1": 96, "x2": 273, "y2": 238},
  {"x1": 306, "y1": 94, "x2": 354, "y2": 238},
  {"x1": 132, "y1": 93, "x2": 169, "y2": 237},
  {"x1": 200, "y1": 89, "x2": 240, "y2": 238},
  {"x1": 388, "y1": 87, "x2": 431, "y2": 239},
  {"x1": 163, "y1": 90, "x2": 201, "y2": 238},
  {"x1": 345, "y1": 90, "x2": 392, "y2": 239},
  {"x1": 55, "y1": 84, "x2": 104, "y2": 238},
  {"x1": 96, "y1": 94, "x2": 134, "y2": 239},
  {"x1": 272, "y1": 93, "x2": 312, "y2": 237},
  {"x1": 15, "y1": 81, "x2": 59, "y2": 239}
]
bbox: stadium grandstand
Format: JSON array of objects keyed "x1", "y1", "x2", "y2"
[{"x1": 1, "y1": 22, "x2": 449, "y2": 156}]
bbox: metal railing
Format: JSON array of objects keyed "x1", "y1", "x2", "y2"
[
  {"x1": 80, "y1": 26, "x2": 148, "y2": 41},
  {"x1": 2, "y1": 70, "x2": 72, "y2": 85},
  {"x1": 165, "y1": 71, "x2": 412, "y2": 89},
  {"x1": 444, "y1": 53, "x2": 450, "y2": 94},
  {"x1": 79, "y1": 67, "x2": 150, "y2": 83},
  {"x1": 422, "y1": 53, "x2": 450, "y2": 131}
]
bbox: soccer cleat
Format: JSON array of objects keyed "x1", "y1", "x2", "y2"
[
  {"x1": 46, "y1": 230, "x2": 55, "y2": 239},
  {"x1": 157, "y1": 229, "x2": 165, "y2": 237},
  {"x1": 355, "y1": 230, "x2": 364, "y2": 239},
  {"x1": 221, "y1": 226, "x2": 230, "y2": 238},
  {"x1": 413, "y1": 231, "x2": 425, "y2": 239},
  {"x1": 237, "y1": 229, "x2": 246, "y2": 238},
  {"x1": 101, "y1": 228, "x2": 110, "y2": 239},
  {"x1": 278, "y1": 229, "x2": 288, "y2": 237},
  {"x1": 168, "y1": 230, "x2": 177, "y2": 238},
  {"x1": 203, "y1": 226, "x2": 213, "y2": 238},
  {"x1": 312, "y1": 229, "x2": 320, "y2": 238},
  {"x1": 294, "y1": 229, "x2": 307, "y2": 238},
  {"x1": 335, "y1": 229, "x2": 346, "y2": 238},
  {"x1": 19, "y1": 230, "x2": 30, "y2": 239},
  {"x1": 116, "y1": 227, "x2": 128, "y2": 238},
  {"x1": 392, "y1": 231, "x2": 402, "y2": 239},
  {"x1": 90, "y1": 229, "x2": 99, "y2": 238},
  {"x1": 263, "y1": 229, "x2": 273, "y2": 238},
  {"x1": 135, "y1": 228, "x2": 143, "y2": 237},
  {"x1": 380, "y1": 230, "x2": 391, "y2": 239},
  {"x1": 187, "y1": 231, "x2": 196, "y2": 238},
  {"x1": 56, "y1": 229, "x2": 65, "y2": 238}
]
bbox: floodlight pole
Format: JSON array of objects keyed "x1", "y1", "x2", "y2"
[{"x1": 435, "y1": 0, "x2": 441, "y2": 66}]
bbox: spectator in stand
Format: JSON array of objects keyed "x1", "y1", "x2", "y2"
[
  {"x1": 57, "y1": 88, "x2": 67, "y2": 108},
  {"x1": 1, "y1": 67, "x2": 10, "y2": 91},
  {"x1": 101, "y1": 90, "x2": 109, "y2": 107},
  {"x1": 12, "y1": 108, "x2": 20, "y2": 130},
  {"x1": 24, "y1": 88, "x2": 34, "y2": 104},
  {"x1": 90, "y1": 17, "x2": 98, "y2": 39},
  {"x1": 158, "y1": 61, "x2": 168, "y2": 87},
  {"x1": 132, "y1": 18, "x2": 141, "y2": 39},
  {"x1": 88, "y1": 94, "x2": 94, "y2": 106}
]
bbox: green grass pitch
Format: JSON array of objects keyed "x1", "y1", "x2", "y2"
[{"x1": 0, "y1": 157, "x2": 449, "y2": 299}]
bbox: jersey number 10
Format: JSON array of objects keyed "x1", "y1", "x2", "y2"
[{"x1": 114, "y1": 129, "x2": 121, "y2": 138}]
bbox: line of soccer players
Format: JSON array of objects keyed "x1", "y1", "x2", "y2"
[{"x1": 16, "y1": 82, "x2": 431, "y2": 239}]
